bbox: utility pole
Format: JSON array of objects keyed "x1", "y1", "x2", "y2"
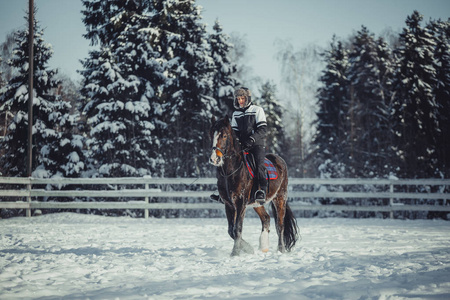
[
  {"x1": 26, "y1": 0, "x2": 34, "y2": 217},
  {"x1": 27, "y1": 0, "x2": 34, "y2": 178}
]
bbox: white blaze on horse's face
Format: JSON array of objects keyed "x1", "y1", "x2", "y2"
[{"x1": 210, "y1": 131, "x2": 224, "y2": 167}]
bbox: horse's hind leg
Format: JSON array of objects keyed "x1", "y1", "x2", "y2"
[
  {"x1": 272, "y1": 194, "x2": 287, "y2": 253},
  {"x1": 254, "y1": 206, "x2": 270, "y2": 252}
]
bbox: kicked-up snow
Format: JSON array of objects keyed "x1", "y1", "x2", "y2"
[{"x1": 0, "y1": 213, "x2": 449, "y2": 299}]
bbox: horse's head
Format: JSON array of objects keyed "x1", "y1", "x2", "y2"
[{"x1": 209, "y1": 116, "x2": 234, "y2": 167}]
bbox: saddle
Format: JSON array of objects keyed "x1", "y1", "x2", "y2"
[{"x1": 243, "y1": 152, "x2": 278, "y2": 180}]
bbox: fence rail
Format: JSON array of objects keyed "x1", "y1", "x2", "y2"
[{"x1": 1, "y1": 177, "x2": 449, "y2": 218}]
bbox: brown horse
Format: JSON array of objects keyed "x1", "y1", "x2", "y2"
[{"x1": 210, "y1": 116, "x2": 299, "y2": 256}]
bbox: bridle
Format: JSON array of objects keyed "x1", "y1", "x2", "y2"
[
  {"x1": 213, "y1": 134, "x2": 243, "y2": 207},
  {"x1": 211, "y1": 122, "x2": 246, "y2": 207},
  {"x1": 212, "y1": 129, "x2": 243, "y2": 178},
  {"x1": 212, "y1": 146, "x2": 227, "y2": 158}
]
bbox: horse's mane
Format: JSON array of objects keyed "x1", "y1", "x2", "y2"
[{"x1": 230, "y1": 124, "x2": 242, "y2": 153}]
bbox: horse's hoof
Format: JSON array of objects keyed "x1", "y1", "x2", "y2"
[
  {"x1": 243, "y1": 246, "x2": 254, "y2": 254},
  {"x1": 278, "y1": 246, "x2": 286, "y2": 253},
  {"x1": 259, "y1": 229, "x2": 269, "y2": 253}
]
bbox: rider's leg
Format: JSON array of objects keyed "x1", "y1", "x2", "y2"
[{"x1": 252, "y1": 145, "x2": 267, "y2": 200}]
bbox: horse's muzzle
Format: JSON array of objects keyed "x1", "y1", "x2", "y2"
[{"x1": 210, "y1": 149, "x2": 223, "y2": 166}]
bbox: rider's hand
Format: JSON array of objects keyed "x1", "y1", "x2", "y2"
[{"x1": 243, "y1": 137, "x2": 255, "y2": 149}]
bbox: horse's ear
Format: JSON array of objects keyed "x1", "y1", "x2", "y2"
[
  {"x1": 211, "y1": 116, "x2": 216, "y2": 124},
  {"x1": 223, "y1": 115, "x2": 230, "y2": 125}
]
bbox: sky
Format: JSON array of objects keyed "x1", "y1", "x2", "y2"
[{"x1": 0, "y1": 0, "x2": 449, "y2": 86}]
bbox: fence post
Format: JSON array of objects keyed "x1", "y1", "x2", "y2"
[
  {"x1": 144, "y1": 183, "x2": 149, "y2": 219},
  {"x1": 26, "y1": 178, "x2": 32, "y2": 217},
  {"x1": 389, "y1": 183, "x2": 394, "y2": 219}
]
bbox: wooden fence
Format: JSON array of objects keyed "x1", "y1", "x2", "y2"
[{"x1": 0, "y1": 177, "x2": 449, "y2": 218}]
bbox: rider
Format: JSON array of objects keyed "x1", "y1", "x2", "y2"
[
  {"x1": 210, "y1": 87, "x2": 268, "y2": 204},
  {"x1": 231, "y1": 87, "x2": 268, "y2": 202}
]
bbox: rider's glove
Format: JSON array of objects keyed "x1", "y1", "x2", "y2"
[{"x1": 243, "y1": 137, "x2": 255, "y2": 149}]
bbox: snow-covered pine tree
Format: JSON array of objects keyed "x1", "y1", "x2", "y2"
[
  {"x1": 391, "y1": 11, "x2": 439, "y2": 177},
  {"x1": 0, "y1": 56, "x2": 3, "y2": 90},
  {"x1": 81, "y1": 0, "x2": 165, "y2": 178},
  {"x1": 346, "y1": 26, "x2": 393, "y2": 177},
  {"x1": 0, "y1": 32, "x2": 16, "y2": 90},
  {"x1": 0, "y1": 55, "x2": 4, "y2": 161},
  {"x1": 81, "y1": 46, "x2": 162, "y2": 177},
  {"x1": 255, "y1": 81, "x2": 285, "y2": 155},
  {"x1": 0, "y1": 9, "x2": 79, "y2": 179},
  {"x1": 0, "y1": 29, "x2": 32, "y2": 177},
  {"x1": 154, "y1": 0, "x2": 219, "y2": 177},
  {"x1": 375, "y1": 36, "x2": 397, "y2": 176},
  {"x1": 429, "y1": 19, "x2": 450, "y2": 176},
  {"x1": 313, "y1": 37, "x2": 350, "y2": 178},
  {"x1": 209, "y1": 19, "x2": 238, "y2": 115},
  {"x1": 81, "y1": 0, "x2": 127, "y2": 47}
]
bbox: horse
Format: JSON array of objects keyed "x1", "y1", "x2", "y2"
[{"x1": 209, "y1": 116, "x2": 299, "y2": 256}]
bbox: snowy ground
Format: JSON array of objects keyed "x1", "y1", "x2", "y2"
[{"x1": 0, "y1": 213, "x2": 449, "y2": 300}]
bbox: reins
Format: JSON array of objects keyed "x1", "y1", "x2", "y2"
[
  {"x1": 219, "y1": 160, "x2": 243, "y2": 178},
  {"x1": 213, "y1": 132, "x2": 248, "y2": 206},
  {"x1": 215, "y1": 137, "x2": 248, "y2": 178}
]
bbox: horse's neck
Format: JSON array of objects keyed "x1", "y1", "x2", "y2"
[{"x1": 221, "y1": 145, "x2": 243, "y2": 176}]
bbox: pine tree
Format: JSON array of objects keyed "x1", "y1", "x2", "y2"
[
  {"x1": 0, "y1": 26, "x2": 33, "y2": 176},
  {"x1": 154, "y1": 0, "x2": 219, "y2": 177},
  {"x1": 255, "y1": 81, "x2": 285, "y2": 155},
  {"x1": 1, "y1": 33, "x2": 18, "y2": 156},
  {"x1": 0, "y1": 32, "x2": 16, "y2": 89},
  {"x1": 81, "y1": 45, "x2": 162, "y2": 177},
  {"x1": 81, "y1": 0, "x2": 234, "y2": 178},
  {"x1": 0, "y1": 9, "x2": 79, "y2": 178},
  {"x1": 313, "y1": 37, "x2": 350, "y2": 178},
  {"x1": 81, "y1": 0, "x2": 165, "y2": 178},
  {"x1": 0, "y1": 55, "x2": 5, "y2": 162},
  {"x1": 391, "y1": 11, "x2": 439, "y2": 177},
  {"x1": 81, "y1": 0, "x2": 137, "y2": 47},
  {"x1": 209, "y1": 19, "x2": 237, "y2": 115},
  {"x1": 346, "y1": 26, "x2": 393, "y2": 177},
  {"x1": 430, "y1": 19, "x2": 450, "y2": 176},
  {"x1": 0, "y1": 56, "x2": 3, "y2": 89}
]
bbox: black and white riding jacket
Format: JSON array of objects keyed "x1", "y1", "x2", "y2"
[{"x1": 231, "y1": 104, "x2": 267, "y2": 147}]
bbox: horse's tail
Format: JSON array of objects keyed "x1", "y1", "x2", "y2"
[{"x1": 271, "y1": 202, "x2": 299, "y2": 252}]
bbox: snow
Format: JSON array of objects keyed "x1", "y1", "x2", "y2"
[
  {"x1": 1, "y1": 213, "x2": 449, "y2": 300},
  {"x1": 71, "y1": 135, "x2": 84, "y2": 149},
  {"x1": 67, "y1": 151, "x2": 80, "y2": 163},
  {"x1": 13, "y1": 85, "x2": 28, "y2": 101}
]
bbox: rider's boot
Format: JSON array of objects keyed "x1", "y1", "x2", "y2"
[{"x1": 210, "y1": 193, "x2": 222, "y2": 203}]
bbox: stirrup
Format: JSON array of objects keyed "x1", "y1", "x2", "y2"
[{"x1": 255, "y1": 190, "x2": 266, "y2": 204}]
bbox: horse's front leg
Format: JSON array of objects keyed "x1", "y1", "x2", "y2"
[
  {"x1": 231, "y1": 197, "x2": 254, "y2": 256},
  {"x1": 225, "y1": 203, "x2": 236, "y2": 239}
]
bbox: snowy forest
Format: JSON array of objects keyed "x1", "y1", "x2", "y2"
[{"x1": 0, "y1": 1, "x2": 449, "y2": 183}]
